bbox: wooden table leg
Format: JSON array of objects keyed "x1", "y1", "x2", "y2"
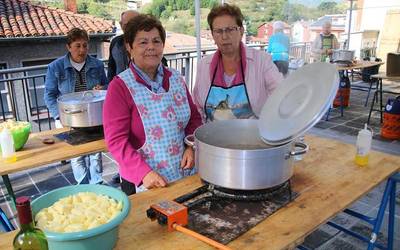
[
  {"x1": 387, "y1": 173, "x2": 399, "y2": 250},
  {"x1": 367, "y1": 91, "x2": 377, "y2": 124},
  {"x1": 1, "y1": 175, "x2": 16, "y2": 210}
]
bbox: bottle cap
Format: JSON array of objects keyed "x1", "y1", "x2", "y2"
[
  {"x1": 16, "y1": 196, "x2": 30, "y2": 205},
  {"x1": 16, "y1": 196, "x2": 33, "y2": 225},
  {"x1": 359, "y1": 123, "x2": 373, "y2": 136}
]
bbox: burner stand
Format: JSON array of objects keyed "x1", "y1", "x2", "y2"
[{"x1": 54, "y1": 126, "x2": 104, "y2": 145}]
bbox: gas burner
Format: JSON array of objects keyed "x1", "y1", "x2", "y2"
[
  {"x1": 206, "y1": 180, "x2": 292, "y2": 201},
  {"x1": 54, "y1": 126, "x2": 104, "y2": 145},
  {"x1": 173, "y1": 179, "x2": 297, "y2": 245},
  {"x1": 174, "y1": 179, "x2": 294, "y2": 207}
]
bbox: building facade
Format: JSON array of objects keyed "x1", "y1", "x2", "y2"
[{"x1": 0, "y1": 0, "x2": 114, "y2": 121}]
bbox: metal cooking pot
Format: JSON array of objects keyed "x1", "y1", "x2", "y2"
[
  {"x1": 332, "y1": 50, "x2": 355, "y2": 63},
  {"x1": 185, "y1": 119, "x2": 308, "y2": 190},
  {"x1": 57, "y1": 90, "x2": 106, "y2": 128}
]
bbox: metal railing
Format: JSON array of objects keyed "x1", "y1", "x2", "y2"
[{"x1": 0, "y1": 42, "x2": 311, "y2": 132}]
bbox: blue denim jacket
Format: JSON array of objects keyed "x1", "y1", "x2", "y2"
[{"x1": 44, "y1": 53, "x2": 108, "y2": 118}]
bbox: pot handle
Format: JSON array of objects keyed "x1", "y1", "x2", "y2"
[
  {"x1": 83, "y1": 91, "x2": 95, "y2": 99},
  {"x1": 288, "y1": 142, "x2": 309, "y2": 158},
  {"x1": 63, "y1": 109, "x2": 84, "y2": 114},
  {"x1": 184, "y1": 134, "x2": 195, "y2": 149}
]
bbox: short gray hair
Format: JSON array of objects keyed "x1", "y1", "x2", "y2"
[{"x1": 323, "y1": 21, "x2": 332, "y2": 28}]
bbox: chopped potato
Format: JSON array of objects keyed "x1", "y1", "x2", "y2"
[
  {"x1": 35, "y1": 192, "x2": 123, "y2": 233},
  {"x1": 0, "y1": 120, "x2": 30, "y2": 133}
]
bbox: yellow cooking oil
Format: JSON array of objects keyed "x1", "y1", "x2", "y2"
[
  {"x1": 354, "y1": 154, "x2": 369, "y2": 167},
  {"x1": 5, "y1": 154, "x2": 17, "y2": 163},
  {"x1": 355, "y1": 124, "x2": 372, "y2": 167}
]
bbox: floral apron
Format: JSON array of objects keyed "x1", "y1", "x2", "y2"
[{"x1": 119, "y1": 68, "x2": 191, "y2": 184}]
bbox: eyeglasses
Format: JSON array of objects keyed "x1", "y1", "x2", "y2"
[{"x1": 212, "y1": 26, "x2": 241, "y2": 36}]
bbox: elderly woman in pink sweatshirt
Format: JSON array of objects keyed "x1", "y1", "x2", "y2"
[
  {"x1": 103, "y1": 14, "x2": 202, "y2": 195},
  {"x1": 193, "y1": 4, "x2": 282, "y2": 122}
]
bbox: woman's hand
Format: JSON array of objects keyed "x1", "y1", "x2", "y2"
[
  {"x1": 142, "y1": 171, "x2": 167, "y2": 189},
  {"x1": 93, "y1": 84, "x2": 104, "y2": 90},
  {"x1": 180, "y1": 146, "x2": 195, "y2": 170}
]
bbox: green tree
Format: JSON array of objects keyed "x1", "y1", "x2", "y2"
[
  {"x1": 77, "y1": 0, "x2": 89, "y2": 14},
  {"x1": 141, "y1": 4, "x2": 153, "y2": 15},
  {"x1": 208, "y1": 0, "x2": 218, "y2": 9},
  {"x1": 286, "y1": 3, "x2": 316, "y2": 23},
  {"x1": 190, "y1": 4, "x2": 195, "y2": 16},
  {"x1": 317, "y1": 2, "x2": 339, "y2": 14},
  {"x1": 161, "y1": 6, "x2": 173, "y2": 19},
  {"x1": 150, "y1": 0, "x2": 166, "y2": 18},
  {"x1": 87, "y1": 1, "x2": 112, "y2": 19},
  {"x1": 175, "y1": 0, "x2": 188, "y2": 10}
]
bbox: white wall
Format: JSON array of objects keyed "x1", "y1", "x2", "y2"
[
  {"x1": 360, "y1": 0, "x2": 400, "y2": 30},
  {"x1": 348, "y1": 33, "x2": 362, "y2": 58},
  {"x1": 292, "y1": 23, "x2": 304, "y2": 43}
]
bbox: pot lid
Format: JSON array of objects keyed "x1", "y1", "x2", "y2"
[
  {"x1": 258, "y1": 62, "x2": 339, "y2": 145},
  {"x1": 57, "y1": 90, "x2": 106, "y2": 105}
]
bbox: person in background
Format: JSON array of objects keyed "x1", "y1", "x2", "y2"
[
  {"x1": 193, "y1": 3, "x2": 282, "y2": 122},
  {"x1": 44, "y1": 28, "x2": 107, "y2": 184},
  {"x1": 267, "y1": 21, "x2": 290, "y2": 75},
  {"x1": 103, "y1": 14, "x2": 202, "y2": 195},
  {"x1": 311, "y1": 21, "x2": 339, "y2": 62},
  {"x1": 107, "y1": 10, "x2": 140, "y2": 82}
]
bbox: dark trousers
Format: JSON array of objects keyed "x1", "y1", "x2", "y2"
[
  {"x1": 273, "y1": 60, "x2": 289, "y2": 75},
  {"x1": 121, "y1": 177, "x2": 136, "y2": 196}
]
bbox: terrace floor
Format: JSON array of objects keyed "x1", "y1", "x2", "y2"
[{"x1": 1, "y1": 78, "x2": 400, "y2": 249}]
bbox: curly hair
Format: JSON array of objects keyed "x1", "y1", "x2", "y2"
[
  {"x1": 207, "y1": 3, "x2": 244, "y2": 31},
  {"x1": 124, "y1": 14, "x2": 166, "y2": 48}
]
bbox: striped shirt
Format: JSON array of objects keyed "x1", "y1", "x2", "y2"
[{"x1": 74, "y1": 66, "x2": 88, "y2": 92}]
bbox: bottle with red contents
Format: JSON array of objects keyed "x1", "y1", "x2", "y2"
[{"x1": 13, "y1": 196, "x2": 48, "y2": 250}]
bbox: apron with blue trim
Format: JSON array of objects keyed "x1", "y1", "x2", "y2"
[{"x1": 119, "y1": 68, "x2": 191, "y2": 183}]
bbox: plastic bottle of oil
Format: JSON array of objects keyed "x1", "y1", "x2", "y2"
[
  {"x1": 355, "y1": 124, "x2": 372, "y2": 166},
  {"x1": 0, "y1": 128, "x2": 17, "y2": 163}
]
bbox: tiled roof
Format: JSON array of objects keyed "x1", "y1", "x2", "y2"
[
  {"x1": 0, "y1": 0, "x2": 113, "y2": 38},
  {"x1": 310, "y1": 15, "x2": 346, "y2": 28},
  {"x1": 164, "y1": 31, "x2": 214, "y2": 53}
]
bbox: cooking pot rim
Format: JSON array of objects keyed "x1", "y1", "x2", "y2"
[
  {"x1": 57, "y1": 90, "x2": 106, "y2": 104},
  {"x1": 189, "y1": 131, "x2": 291, "y2": 152}
]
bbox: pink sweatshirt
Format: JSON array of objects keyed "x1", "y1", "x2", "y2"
[
  {"x1": 103, "y1": 65, "x2": 202, "y2": 186},
  {"x1": 193, "y1": 44, "x2": 283, "y2": 121}
]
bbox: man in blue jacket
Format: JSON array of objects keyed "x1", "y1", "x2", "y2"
[{"x1": 44, "y1": 28, "x2": 107, "y2": 185}]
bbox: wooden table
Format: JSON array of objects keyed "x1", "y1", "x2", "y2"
[
  {"x1": 325, "y1": 61, "x2": 385, "y2": 120},
  {"x1": 0, "y1": 128, "x2": 107, "y2": 207},
  {"x1": 336, "y1": 60, "x2": 384, "y2": 71},
  {"x1": 368, "y1": 73, "x2": 400, "y2": 124},
  {"x1": 1, "y1": 135, "x2": 399, "y2": 250}
]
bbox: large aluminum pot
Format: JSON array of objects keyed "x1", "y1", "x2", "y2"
[
  {"x1": 185, "y1": 119, "x2": 308, "y2": 190},
  {"x1": 57, "y1": 90, "x2": 106, "y2": 128},
  {"x1": 332, "y1": 50, "x2": 355, "y2": 63}
]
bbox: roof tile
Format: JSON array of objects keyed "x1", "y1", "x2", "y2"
[{"x1": 0, "y1": 0, "x2": 113, "y2": 38}]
